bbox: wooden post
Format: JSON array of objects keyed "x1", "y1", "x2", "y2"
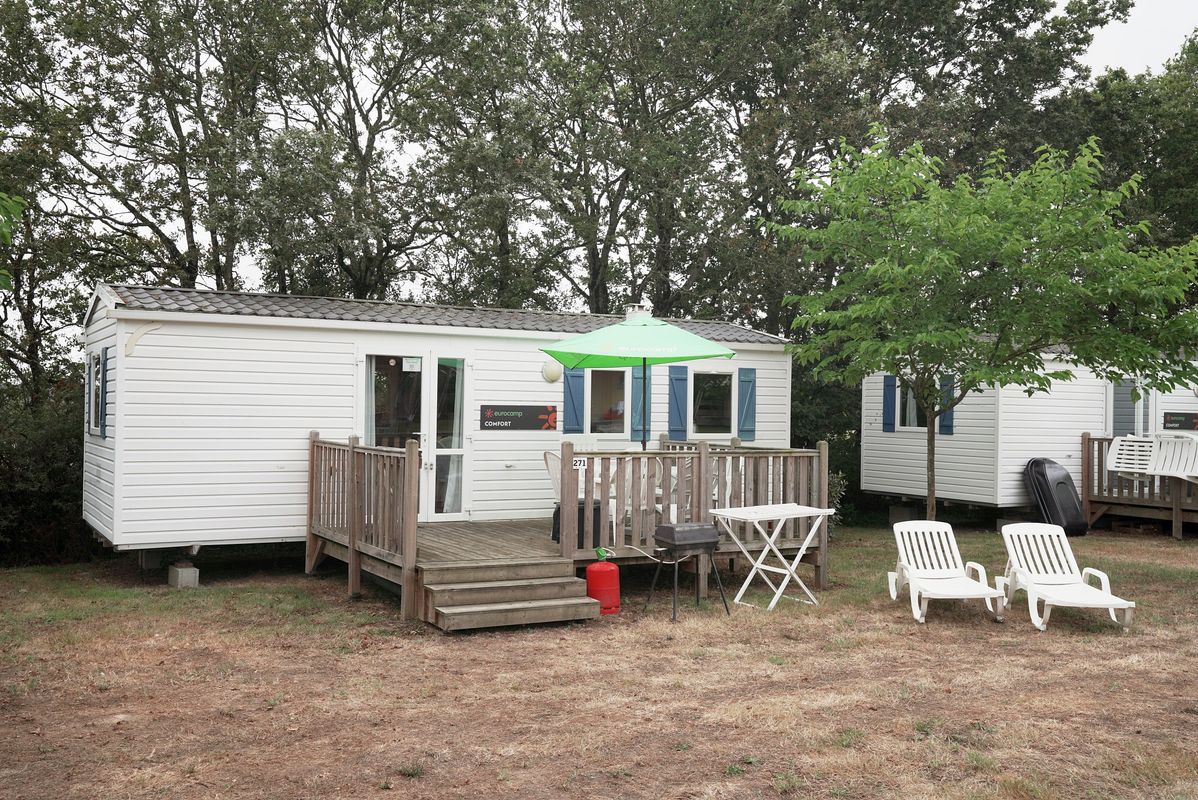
[
  {"x1": 658, "y1": 432, "x2": 669, "y2": 450},
  {"x1": 1081, "y1": 432, "x2": 1092, "y2": 528},
  {"x1": 816, "y1": 440, "x2": 830, "y2": 590},
  {"x1": 305, "y1": 431, "x2": 321, "y2": 574},
  {"x1": 696, "y1": 441, "x2": 711, "y2": 599},
  {"x1": 400, "y1": 439, "x2": 421, "y2": 620},
  {"x1": 1171, "y1": 476, "x2": 1184, "y2": 540},
  {"x1": 347, "y1": 435, "x2": 362, "y2": 598},
  {"x1": 561, "y1": 441, "x2": 576, "y2": 558}
]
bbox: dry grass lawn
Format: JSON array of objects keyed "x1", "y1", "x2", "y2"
[{"x1": 2, "y1": 527, "x2": 1197, "y2": 799}]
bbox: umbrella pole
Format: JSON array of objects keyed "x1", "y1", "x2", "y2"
[{"x1": 641, "y1": 357, "x2": 648, "y2": 451}]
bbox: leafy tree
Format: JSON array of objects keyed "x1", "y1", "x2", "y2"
[
  {"x1": 250, "y1": 0, "x2": 457, "y2": 299},
  {"x1": 1, "y1": 0, "x2": 312, "y2": 288},
  {"x1": 775, "y1": 132, "x2": 1198, "y2": 518},
  {"x1": 1036, "y1": 32, "x2": 1198, "y2": 249},
  {"x1": 412, "y1": 0, "x2": 559, "y2": 308},
  {"x1": 0, "y1": 190, "x2": 22, "y2": 290},
  {"x1": 715, "y1": 0, "x2": 1129, "y2": 332}
]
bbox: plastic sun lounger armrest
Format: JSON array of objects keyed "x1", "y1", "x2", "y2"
[
  {"x1": 1004, "y1": 565, "x2": 1034, "y2": 601},
  {"x1": 965, "y1": 561, "x2": 1003, "y2": 620},
  {"x1": 964, "y1": 561, "x2": 989, "y2": 588},
  {"x1": 1081, "y1": 566, "x2": 1112, "y2": 595}
]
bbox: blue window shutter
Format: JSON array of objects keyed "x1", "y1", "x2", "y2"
[
  {"x1": 631, "y1": 364, "x2": 651, "y2": 442},
  {"x1": 99, "y1": 346, "x2": 111, "y2": 439},
  {"x1": 563, "y1": 368, "x2": 585, "y2": 434},
  {"x1": 737, "y1": 368, "x2": 757, "y2": 442},
  {"x1": 939, "y1": 374, "x2": 955, "y2": 436},
  {"x1": 668, "y1": 366, "x2": 688, "y2": 441},
  {"x1": 85, "y1": 357, "x2": 91, "y2": 431},
  {"x1": 882, "y1": 374, "x2": 897, "y2": 432}
]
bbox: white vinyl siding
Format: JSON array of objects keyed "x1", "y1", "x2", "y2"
[
  {"x1": 860, "y1": 373, "x2": 999, "y2": 505},
  {"x1": 81, "y1": 306, "x2": 118, "y2": 540},
  {"x1": 994, "y1": 367, "x2": 1109, "y2": 506},
  {"x1": 116, "y1": 322, "x2": 356, "y2": 547}
]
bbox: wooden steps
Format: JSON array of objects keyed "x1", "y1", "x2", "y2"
[
  {"x1": 435, "y1": 597, "x2": 599, "y2": 631},
  {"x1": 425, "y1": 576, "x2": 587, "y2": 606},
  {"x1": 420, "y1": 558, "x2": 599, "y2": 631}
]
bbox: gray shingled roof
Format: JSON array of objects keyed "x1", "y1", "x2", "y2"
[{"x1": 105, "y1": 285, "x2": 787, "y2": 345}]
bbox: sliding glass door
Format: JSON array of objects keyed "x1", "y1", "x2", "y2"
[
  {"x1": 429, "y1": 358, "x2": 466, "y2": 518},
  {"x1": 368, "y1": 353, "x2": 470, "y2": 522}
]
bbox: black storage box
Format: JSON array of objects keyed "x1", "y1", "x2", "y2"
[
  {"x1": 1023, "y1": 457, "x2": 1087, "y2": 536},
  {"x1": 654, "y1": 522, "x2": 721, "y2": 555},
  {"x1": 551, "y1": 500, "x2": 602, "y2": 548}
]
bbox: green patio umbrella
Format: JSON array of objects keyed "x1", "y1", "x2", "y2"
[{"x1": 541, "y1": 311, "x2": 734, "y2": 450}]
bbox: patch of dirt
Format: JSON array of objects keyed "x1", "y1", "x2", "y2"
[{"x1": 2, "y1": 538, "x2": 1197, "y2": 800}]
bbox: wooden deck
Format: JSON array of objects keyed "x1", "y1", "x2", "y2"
[
  {"x1": 1082, "y1": 433, "x2": 1195, "y2": 539},
  {"x1": 307, "y1": 435, "x2": 831, "y2": 627},
  {"x1": 416, "y1": 519, "x2": 558, "y2": 564}
]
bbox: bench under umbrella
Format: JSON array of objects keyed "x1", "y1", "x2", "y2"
[{"x1": 541, "y1": 308, "x2": 734, "y2": 450}]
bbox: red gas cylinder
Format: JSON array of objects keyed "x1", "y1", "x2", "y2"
[{"x1": 586, "y1": 558, "x2": 620, "y2": 615}]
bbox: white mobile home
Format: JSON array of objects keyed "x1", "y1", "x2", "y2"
[
  {"x1": 860, "y1": 365, "x2": 1198, "y2": 509},
  {"x1": 81, "y1": 285, "x2": 792, "y2": 552}
]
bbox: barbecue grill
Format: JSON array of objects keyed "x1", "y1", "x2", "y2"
[{"x1": 646, "y1": 523, "x2": 731, "y2": 621}]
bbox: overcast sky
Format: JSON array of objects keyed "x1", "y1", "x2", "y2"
[{"x1": 1077, "y1": 0, "x2": 1198, "y2": 75}]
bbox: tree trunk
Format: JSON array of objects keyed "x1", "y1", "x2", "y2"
[
  {"x1": 925, "y1": 417, "x2": 937, "y2": 521},
  {"x1": 647, "y1": 191, "x2": 676, "y2": 315}
]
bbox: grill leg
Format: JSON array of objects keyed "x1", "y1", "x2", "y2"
[
  {"x1": 710, "y1": 548, "x2": 730, "y2": 615},
  {"x1": 645, "y1": 558, "x2": 664, "y2": 613},
  {"x1": 672, "y1": 559, "x2": 679, "y2": 623}
]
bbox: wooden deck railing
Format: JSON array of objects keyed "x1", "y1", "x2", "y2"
[
  {"x1": 306, "y1": 432, "x2": 421, "y2": 616},
  {"x1": 1081, "y1": 432, "x2": 1195, "y2": 539},
  {"x1": 558, "y1": 439, "x2": 830, "y2": 587}
]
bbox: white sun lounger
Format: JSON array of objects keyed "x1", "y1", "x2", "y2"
[
  {"x1": 1105, "y1": 435, "x2": 1154, "y2": 481},
  {"x1": 1149, "y1": 434, "x2": 1198, "y2": 484},
  {"x1": 888, "y1": 521, "x2": 1005, "y2": 623},
  {"x1": 997, "y1": 523, "x2": 1135, "y2": 631}
]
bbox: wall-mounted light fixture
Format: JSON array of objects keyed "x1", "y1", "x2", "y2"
[{"x1": 542, "y1": 361, "x2": 564, "y2": 383}]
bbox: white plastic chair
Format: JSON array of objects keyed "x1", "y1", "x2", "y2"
[
  {"x1": 1106, "y1": 436, "x2": 1154, "y2": 481},
  {"x1": 888, "y1": 521, "x2": 1005, "y2": 624},
  {"x1": 997, "y1": 523, "x2": 1135, "y2": 631},
  {"x1": 1149, "y1": 433, "x2": 1198, "y2": 484}
]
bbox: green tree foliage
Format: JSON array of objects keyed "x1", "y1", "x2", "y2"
[
  {"x1": 0, "y1": 190, "x2": 22, "y2": 289},
  {"x1": 1037, "y1": 32, "x2": 1198, "y2": 249},
  {"x1": 775, "y1": 132, "x2": 1198, "y2": 518}
]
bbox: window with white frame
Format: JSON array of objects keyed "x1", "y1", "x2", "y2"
[
  {"x1": 692, "y1": 372, "x2": 734, "y2": 434},
  {"x1": 898, "y1": 385, "x2": 927, "y2": 429},
  {"x1": 88, "y1": 352, "x2": 103, "y2": 434},
  {"x1": 588, "y1": 369, "x2": 626, "y2": 434}
]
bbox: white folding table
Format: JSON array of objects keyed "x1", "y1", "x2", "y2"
[{"x1": 711, "y1": 503, "x2": 833, "y2": 611}]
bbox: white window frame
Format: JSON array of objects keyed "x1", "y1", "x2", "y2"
[
  {"x1": 895, "y1": 383, "x2": 927, "y2": 431},
  {"x1": 688, "y1": 366, "x2": 738, "y2": 441},
  {"x1": 87, "y1": 351, "x2": 103, "y2": 435},
  {"x1": 585, "y1": 368, "x2": 631, "y2": 438}
]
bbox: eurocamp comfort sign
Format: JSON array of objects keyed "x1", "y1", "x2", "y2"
[{"x1": 479, "y1": 404, "x2": 558, "y2": 431}]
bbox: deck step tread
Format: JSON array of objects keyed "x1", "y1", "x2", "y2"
[
  {"x1": 438, "y1": 597, "x2": 598, "y2": 614},
  {"x1": 424, "y1": 576, "x2": 588, "y2": 607},
  {"x1": 419, "y1": 558, "x2": 575, "y2": 584},
  {"x1": 421, "y1": 557, "x2": 571, "y2": 570},
  {"x1": 434, "y1": 597, "x2": 599, "y2": 631},
  {"x1": 424, "y1": 576, "x2": 583, "y2": 592}
]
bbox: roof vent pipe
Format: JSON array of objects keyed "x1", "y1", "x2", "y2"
[{"x1": 624, "y1": 300, "x2": 652, "y2": 319}]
